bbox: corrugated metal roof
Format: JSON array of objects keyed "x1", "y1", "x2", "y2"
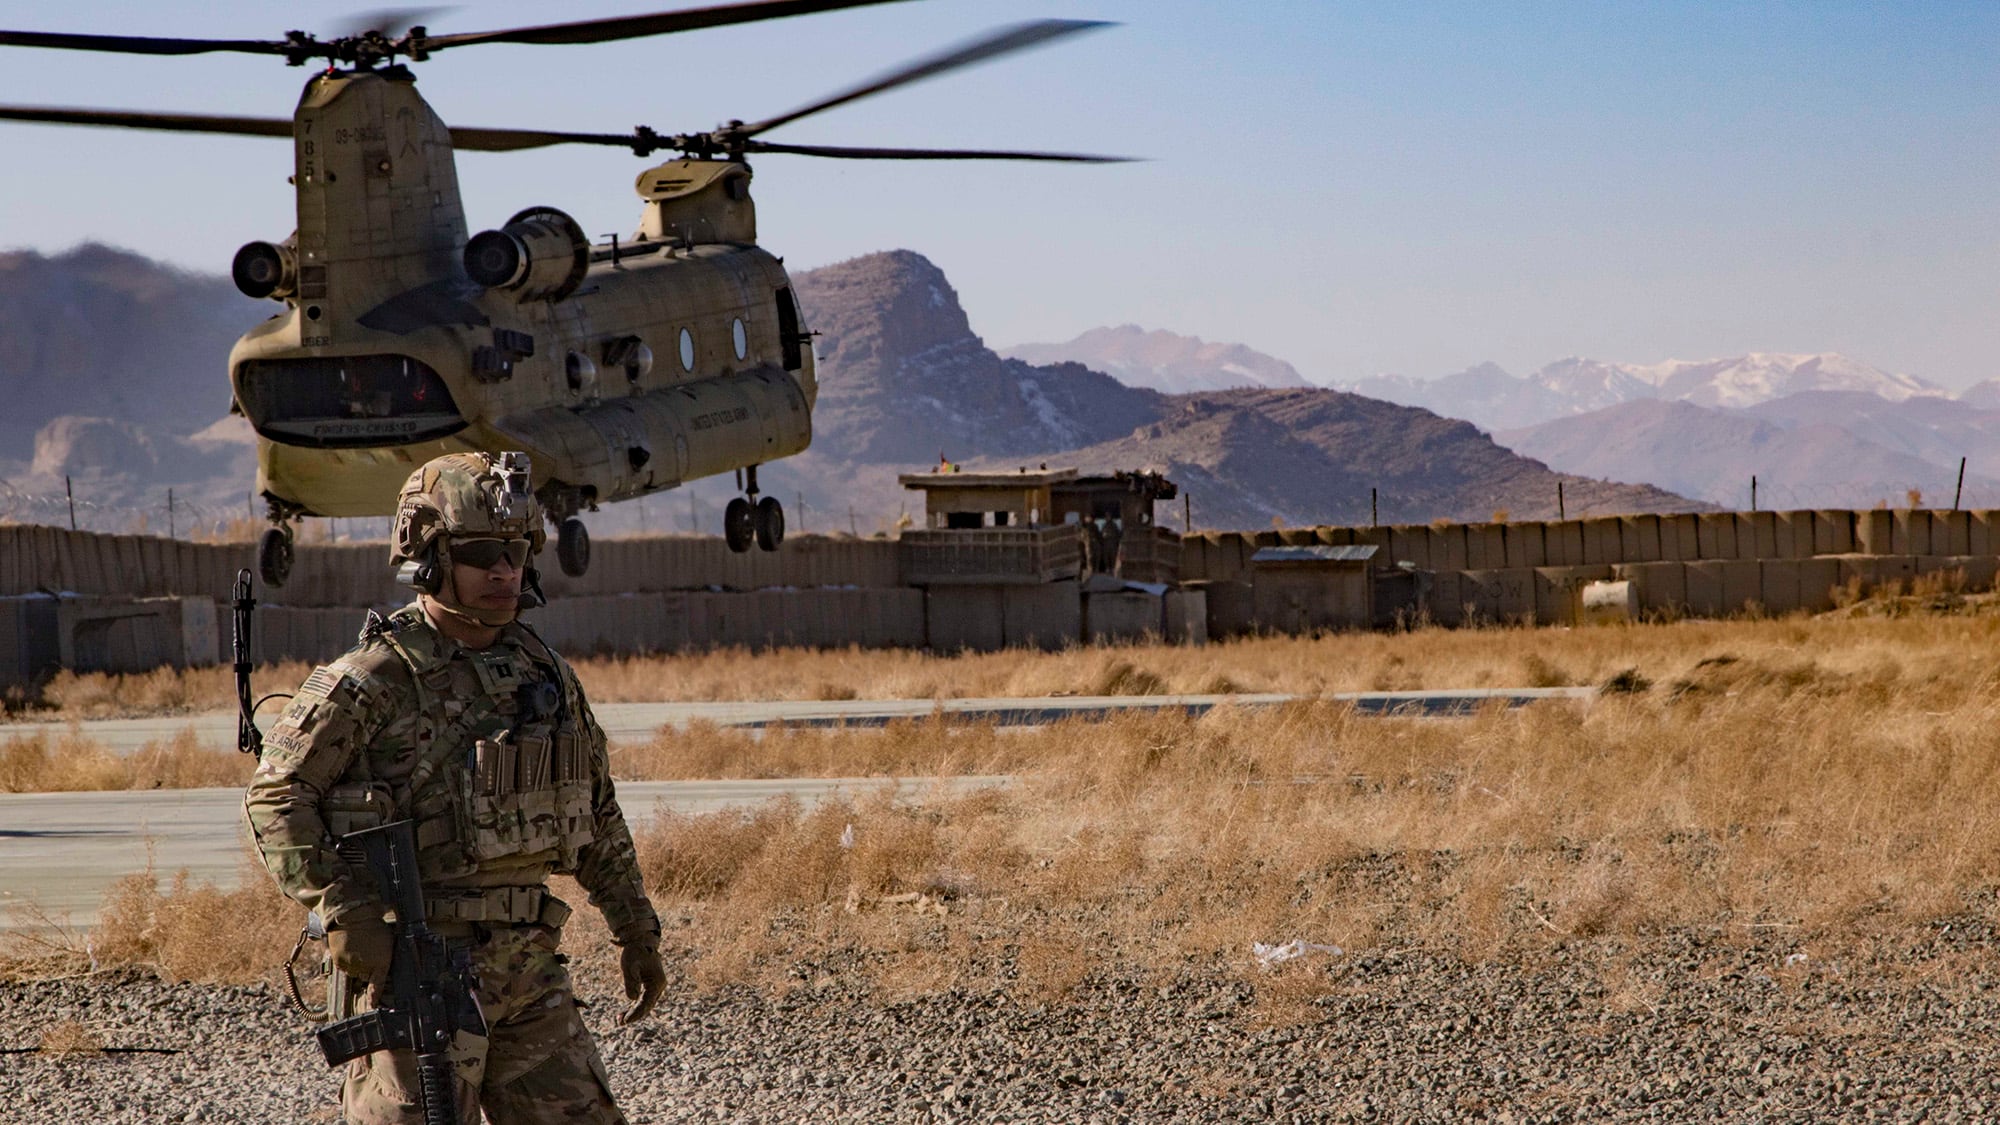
[{"x1": 1251, "y1": 544, "x2": 1380, "y2": 564}]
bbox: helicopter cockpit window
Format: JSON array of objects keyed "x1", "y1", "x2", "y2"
[
  {"x1": 678, "y1": 328, "x2": 696, "y2": 372},
  {"x1": 236, "y1": 354, "x2": 465, "y2": 449}
]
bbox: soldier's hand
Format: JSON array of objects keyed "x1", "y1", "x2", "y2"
[
  {"x1": 619, "y1": 943, "x2": 666, "y2": 1025},
  {"x1": 327, "y1": 916, "x2": 395, "y2": 988}
]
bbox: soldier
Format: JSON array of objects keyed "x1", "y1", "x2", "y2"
[{"x1": 245, "y1": 451, "x2": 665, "y2": 1124}]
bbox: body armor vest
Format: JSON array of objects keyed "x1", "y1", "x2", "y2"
[{"x1": 345, "y1": 609, "x2": 597, "y2": 881}]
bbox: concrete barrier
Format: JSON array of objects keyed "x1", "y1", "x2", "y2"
[
  {"x1": 1918, "y1": 555, "x2": 2000, "y2": 591},
  {"x1": 1659, "y1": 514, "x2": 1698, "y2": 562},
  {"x1": 1932, "y1": 510, "x2": 1972, "y2": 556},
  {"x1": 1003, "y1": 581, "x2": 1082, "y2": 651},
  {"x1": 1429, "y1": 525, "x2": 1469, "y2": 571},
  {"x1": 1737, "y1": 511, "x2": 1778, "y2": 559},
  {"x1": 1758, "y1": 560, "x2": 1802, "y2": 614},
  {"x1": 1683, "y1": 562, "x2": 1727, "y2": 617},
  {"x1": 1534, "y1": 565, "x2": 1614, "y2": 625},
  {"x1": 1423, "y1": 570, "x2": 1465, "y2": 626},
  {"x1": 1086, "y1": 590, "x2": 1164, "y2": 643},
  {"x1": 1465, "y1": 523, "x2": 1507, "y2": 570},
  {"x1": 1797, "y1": 558, "x2": 1841, "y2": 612},
  {"x1": 1696, "y1": 514, "x2": 1738, "y2": 561},
  {"x1": 1813, "y1": 510, "x2": 1855, "y2": 556},
  {"x1": 1164, "y1": 589, "x2": 1208, "y2": 645},
  {"x1": 1892, "y1": 510, "x2": 1932, "y2": 556},
  {"x1": 1461, "y1": 568, "x2": 1536, "y2": 624},
  {"x1": 1580, "y1": 518, "x2": 1622, "y2": 565},
  {"x1": 1972, "y1": 511, "x2": 2000, "y2": 557},
  {"x1": 1618, "y1": 515, "x2": 1662, "y2": 564},
  {"x1": 1544, "y1": 521, "x2": 1584, "y2": 567},
  {"x1": 1187, "y1": 580, "x2": 1254, "y2": 639},
  {"x1": 925, "y1": 586, "x2": 1006, "y2": 653},
  {"x1": 1503, "y1": 522, "x2": 1547, "y2": 569},
  {"x1": 1387, "y1": 525, "x2": 1432, "y2": 570},
  {"x1": 1614, "y1": 562, "x2": 1687, "y2": 616},
  {"x1": 1855, "y1": 510, "x2": 1894, "y2": 556},
  {"x1": 1775, "y1": 511, "x2": 1815, "y2": 560}
]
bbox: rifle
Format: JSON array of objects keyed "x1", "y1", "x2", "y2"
[
  {"x1": 317, "y1": 820, "x2": 487, "y2": 1125},
  {"x1": 232, "y1": 569, "x2": 261, "y2": 755}
]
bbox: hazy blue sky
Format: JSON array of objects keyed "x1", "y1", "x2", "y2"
[{"x1": 0, "y1": 1, "x2": 1992, "y2": 387}]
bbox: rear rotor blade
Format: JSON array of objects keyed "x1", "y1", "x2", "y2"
[
  {"x1": 422, "y1": 0, "x2": 910, "y2": 51},
  {"x1": 0, "y1": 104, "x2": 294, "y2": 139},
  {"x1": 746, "y1": 139, "x2": 1135, "y2": 163},
  {"x1": 0, "y1": 29, "x2": 285, "y2": 57},
  {"x1": 736, "y1": 19, "x2": 1111, "y2": 139}
]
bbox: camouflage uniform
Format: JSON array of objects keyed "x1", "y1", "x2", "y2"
[{"x1": 245, "y1": 454, "x2": 659, "y2": 1124}]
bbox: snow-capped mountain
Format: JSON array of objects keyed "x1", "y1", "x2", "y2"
[
  {"x1": 999, "y1": 325, "x2": 1312, "y2": 395},
  {"x1": 1338, "y1": 353, "x2": 1945, "y2": 433}
]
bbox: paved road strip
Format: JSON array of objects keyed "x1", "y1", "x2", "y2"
[
  {"x1": 0, "y1": 777, "x2": 1009, "y2": 935},
  {"x1": 0, "y1": 689, "x2": 1593, "y2": 755}
]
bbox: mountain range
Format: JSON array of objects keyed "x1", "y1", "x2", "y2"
[
  {"x1": 1347, "y1": 353, "x2": 1948, "y2": 433},
  {"x1": 1000, "y1": 325, "x2": 1313, "y2": 395},
  {"x1": 0, "y1": 244, "x2": 1699, "y2": 535}
]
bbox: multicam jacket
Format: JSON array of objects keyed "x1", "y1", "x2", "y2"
[{"x1": 244, "y1": 603, "x2": 660, "y2": 949}]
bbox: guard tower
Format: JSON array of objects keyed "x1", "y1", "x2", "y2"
[
  {"x1": 1049, "y1": 471, "x2": 1181, "y2": 584},
  {"x1": 896, "y1": 467, "x2": 1083, "y2": 584}
]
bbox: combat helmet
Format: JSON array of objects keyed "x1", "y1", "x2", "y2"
[{"x1": 391, "y1": 451, "x2": 547, "y2": 600}]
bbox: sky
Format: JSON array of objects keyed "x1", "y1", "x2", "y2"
[{"x1": 0, "y1": 0, "x2": 1993, "y2": 388}]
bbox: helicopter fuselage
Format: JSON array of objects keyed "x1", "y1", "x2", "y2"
[{"x1": 228, "y1": 67, "x2": 815, "y2": 520}]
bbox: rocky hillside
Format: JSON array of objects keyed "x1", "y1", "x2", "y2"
[
  {"x1": 786, "y1": 251, "x2": 1697, "y2": 527},
  {"x1": 0, "y1": 244, "x2": 265, "y2": 450}
]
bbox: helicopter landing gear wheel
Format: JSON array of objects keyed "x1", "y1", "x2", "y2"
[
  {"x1": 754, "y1": 496, "x2": 784, "y2": 552},
  {"x1": 556, "y1": 518, "x2": 591, "y2": 577},
  {"x1": 724, "y1": 497, "x2": 755, "y2": 554},
  {"x1": 258, "y1": 527, "x2": 294, "y2": 588}
]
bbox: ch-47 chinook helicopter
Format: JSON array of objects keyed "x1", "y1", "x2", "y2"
[{"x1": 0, "y1": 1, "x2": 1127, "y2": 586}]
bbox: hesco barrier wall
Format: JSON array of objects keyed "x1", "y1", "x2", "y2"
[
  {"x1": 5, "y1": 508, "x2": 2000, "y2": 682},
  {"x1": 1176, "y1": 510, "x2": 2000, "y2": 583},
  {"x1": 0, "y1": 527, "x2": 902, "y2": 607}
]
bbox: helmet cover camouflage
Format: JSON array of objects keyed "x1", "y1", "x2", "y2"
[{"x1": 391, "y1": 451, "x2": 546, "y2": 566}]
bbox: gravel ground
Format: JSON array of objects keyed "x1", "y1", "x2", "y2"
[{"x1": 4, "y1": 925, "x2": 1999, "y2": 1123}]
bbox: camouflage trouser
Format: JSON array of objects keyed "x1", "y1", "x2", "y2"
[{"x1": 341, "y1": 925, "x2": 626, "y2": 1125}]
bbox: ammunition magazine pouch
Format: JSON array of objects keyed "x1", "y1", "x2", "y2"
[{"x1": 424, "y1": 886, "x2": 571, "y2": 929}]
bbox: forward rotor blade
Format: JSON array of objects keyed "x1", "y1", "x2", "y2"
[
  {"x1": 422, "y1": 0, "x2": 910, "y2": 51},
  {"x1": 448, "y1": 126, "x2": 644, "y2": 152},
  {"x1": 746, "y1": 139, "x2": 1135, "y2": 163},
  {"x1": 0, "y1": 104, "x2": 293, "y2": 139},
  {"x1": 736, "y1": 19, "x2": 1111, "y2": 139},
  {"x1": 0, "y1": 29, "x2": 283, "y2": 57}
]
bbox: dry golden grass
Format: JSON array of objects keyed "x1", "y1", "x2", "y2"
[
  {"x1": 0, "y1": 852, "x2": 301, "y2": 982},
  {"x1": 0, "y1": 727, "x2": 253, "y2": 792},
  {"x1": 13, "y1": 602, "x2": 2000, "y2": 1002},
  {"x1": 620, "y1": 651, "x2": 2000, "y2": 999}
]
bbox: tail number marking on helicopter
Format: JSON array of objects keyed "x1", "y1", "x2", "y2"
[{"x1": 690, "y1": 407, "x2": 750, "y2": 432}]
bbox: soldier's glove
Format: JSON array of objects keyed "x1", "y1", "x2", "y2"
[
  {"x1": 619, "y1": 943, "x2": 666, "y2": 1025},
  {"x1": 327, "y1": 915, "x2": 395, "y2": 989}
]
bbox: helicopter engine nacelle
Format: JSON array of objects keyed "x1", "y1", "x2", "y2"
[
  {"x1": 232, "y1": 238, "x2": 298, "y2": 301},
  {"x1": 463, "y1": 207, "x2": 589, "y2": 302}
]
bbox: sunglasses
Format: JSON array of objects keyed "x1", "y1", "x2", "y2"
[{"x1": 451, "y1": 537, "x2": 532, "y2": 570}]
